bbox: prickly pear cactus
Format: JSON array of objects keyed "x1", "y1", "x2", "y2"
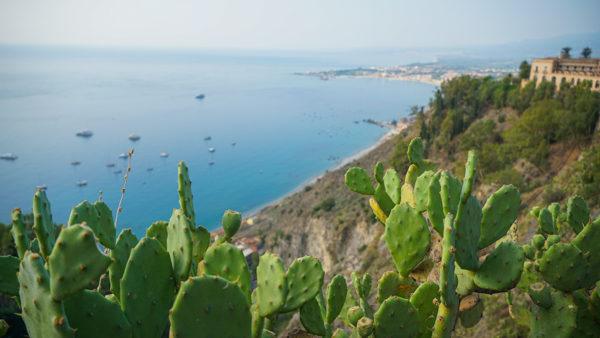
[
  {"x1": 18, "y1": 251, "x2": 75, "y2": 338},
  {"x1": 191, "y1": 225, "x2": 210, "y2": 262},
  {"x1": 68, "y1": 200, "x2": 116, "y2": 249},
  {"x1": 373, "y1": 296, "x2": 420, "y2": 338},
  {"x1": 345, "y1": 167, "x2": 375, "y2": 195},
  {"x1": 409, "y1": 281, "x2": 439, "y2": 337},
  {"x1": 63, "y1": 289, "x2": 132, "y2": 338},
  {"x1": 255, "y1": 252, "x2": 287, "y2": 317},
  {"x1": 32, "y1": 189, "x2": 56, "y2": 259},
  {"x1": 146, "y1": 221, "x2": 168, "y2": 248},
  {"x1": 166, "y1": 209, "x2": 193, "y2": 282},
  {"x1": 478, "y1": 185, "x2": 520, "y2": 249},
  {"x1": 120, "y1": 237, "x2": 176, "y2": 338},
  {"x1": 203, "y1": 242, "x2": 252, "y2": 301},
  {"x1": 48, "y1": 224, "x2": 111, "y2": 301},
  {"x1": 299, "y1": 297, "x2": 327, "y2": 336},
  {"x1": 529, "y1": 290, "x2": 577, "y2": 338},
  {"x1": 222, "y1": 210, "x2": 242, "y2": 240},
  {"x1": 473, "y1": 241, "x2": 524, "y2": 293},
  {"x1": 538, "y1": 242, "x2": 587, "y2": 292},
  {"x1": 10, "y1": 208, "x2": 29, "y2": 260},
  {"x1": 377, "y1": 271, "x2": 417, "y2": 302},
  {"x1": 177, "y1": 161, "x2": 196, "y2": 224},
  {"x1": 325, "y1": 274, "x2": 348, "y2": 324},
  {"x1": 108, "y1": 229, "x2": 138, "y2": 299},
  {"x1": 566, "y1": 195, "x2": 589, "y2": 234},
  {"x1": 169, "y1": 275, "x2": 251, "y2": 338},
  {"x1": 281, "y1": 256, "x2": 324, "y2": 312},
  {"x1": 383, "y1": 169, "x2": 402, "y2": 204}
]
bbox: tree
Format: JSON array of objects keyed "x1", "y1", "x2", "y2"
[
  {"x1": 519, "y1": 60, "x2": 531, "y2": 80},
  {"x1": 581, "y1": 47, "x2": 592, "y2": 58},
  {"x1": 560, "y1": 46, "x2": 572, "y2": 59}
]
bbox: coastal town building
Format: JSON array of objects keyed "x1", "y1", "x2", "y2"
[{"x1": 523, "y1": 56, "x2": 600, "y2": 92}]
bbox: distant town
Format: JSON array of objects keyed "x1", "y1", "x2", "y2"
[{"x1": 297, "y1": 60, "x2": 517, "y2": 85}]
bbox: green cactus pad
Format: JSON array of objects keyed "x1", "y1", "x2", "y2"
[
  {"x1": 373, "y1": 296, "x2": 420, "y2": 338},
  {"x1": 414, "y1": 170, "x2": 435, "y2": 212},
  {"x1": 529, "y1": 290, "x2": 576, "y2": 338},
  {"x1": 169, "y1": 275, "x2": 251, "y2": 338},
  {"x1": 440, "y1": 172, "x2": 461, "y2": 215},
  {"x1": 222, "y1": 210, "x2": 242, "y2": 239},
  {"x1": 120, "y1": 237, "x2": 175, "y2": 338},
  {"x1": 383, "y1": 169, "x2": 402, "y2": 204},
  {"x1": 384, "y1": 203, "x2": 430, "y2": 277},
  {"x1": 455, "y1": 263, "x2": 475, "y2": 296},
  {"x1": 345, "y1": 167, "x2": 375, "y2": 195},
  {"x1": 458, "y1": 295, "x2": 484, "y2": 328},
  {"x1": 68, "y1": 200, "x2": 116, "y2": 249},
  {"x1": 166, "y1": 209, "x2": 193, "y2": 281},
  {"x1": 146, "y1": 221, "x2": 168, "y2": 248},
  {"x1": 522, "y1": 244, "x2": 535, "y2": 259},
  {"x1": 572, "y1": 217, "x2": 600, "y2": 286},
  {"x1": 409, "y1": 281, "x2": 439, "y2": 336},
  {"x1": 537, "y1": 208, "x2": 556, "y2": 234},
  {"x1": 567, "y1": 195, "x2": 589, "y2": 234},
  {"x1": 478, "y1": 185, "x2": 521, "y2": 249},
  {"x1": 473, "y1": 241, "x2": 524, "y2": 293},
  {"x1": 544, "y1": 234, "x2": 561, "y2": 250},
  {"x1": 33, "y1": 189, "x2": 56, "y2": 259},
  {"x1": 191, "y1": 225, "x2": 210, "y2": 262},
  {"x1": 427, "y1": 172, "x2": 444, "y2": 234},
  {"x1": 407, "y1": 137, "x2": 425, "y2": 165},
  {"x1": 357, "y1": 317, "x2": 374, "y2": 337},
  {"x1": 439, "y1": 214, "x2": 458, "y2": 307},
  {"x1": 299, "y1": 297, "x2": 326, "y2": 336},
  {"x1": 30, "y1": 238, "x2": 40, "y2": 254},
  {"x1": 374, "y1": 184, "x2": 395, "y2": 215},
  {"x1": 527, "y1": 282, "x2": 552, "y2": 309},
  {"x1": 538, "y1": 242, "x2": 587, "y2": 292},
  {"x1": 108, "y1": 229, "x2": 138, "y2": 299},
  {"x1": 177, "y1": 161, "x2": 196, "y2": 224},
  {"x1": 347, "y1": 306, "x2": 364, "y2": 327},
  {"x1": 548, "y1": 202, "x2": 561, "y2": 224},
  {"x1": 281, "y1": 256, "x2": 324, "y2": 312},
  {"x1": 404, "y1": 164, "x2": 420, "y2": 187},
  {"x1": 352, "y1": 272, "x2": 372, "y2": 301},
  {"x1": 571, "y1": 290, "x2": 600, "y2": 338},
  {"x1": 255, "y1": 252, "x2": 287, "y2": 317},
  {"x1": 10, "y1": 208, "x2": 29, "y2": 260},
  {"x1": 455, "y1": 196, "x2": 482, "y2": 270},
  {"x1": 531, "y1": 234, "x2": 545, "y2": 251},
  {"x1": 0, "y1": 255, "x2": 19, "y2": 296},
  {"x1": 374, "y1": 162, "x2": 385, "y2": 184},
  {"x1": 377, "y1": 271, "x2": 417, "y2": 303},
  {"x1": 203, "y1": 242, "x2": 252, "y2": 301},
  {"x1": 326, "y1": 274, "x2": 348, "y2": 324},
  {"x1": 18, "y1": 252, "x2": 75, "y2": 338},
  {"x1": 48, "y1": 224, "x2": 111, "y2": 301},
  {"x1": 250, "y1": 297, "x2": 264, "y2": 338},
  {"x1": 63, "y1": 289, "x2": 132, "y2": 338}
]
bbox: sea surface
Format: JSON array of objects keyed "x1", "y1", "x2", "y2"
[{"x1": 0, "y1": 46, "x2": 435, "y2": 235}]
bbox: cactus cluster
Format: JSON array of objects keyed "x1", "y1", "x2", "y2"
[{"x1": 0, "y1": 139, "x2": 598, "y2": 338}]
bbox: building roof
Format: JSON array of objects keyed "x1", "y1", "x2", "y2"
[{"x1": 535, "y1": 57, "x2": 600, "y2": 64}]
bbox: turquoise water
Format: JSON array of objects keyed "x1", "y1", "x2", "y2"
[{"x1": 0, "y1": 46, "x2": 434, "y2": 235}]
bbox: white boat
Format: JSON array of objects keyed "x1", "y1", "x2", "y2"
[
  {"x1": 118, "y1": 153, "x2": 128, "y2": 159},
  {"x1": 71, "y1": 161, "x2": 81, "y2": 166},
  {"x1": 204, "y1": 136, "x2": 212, "y2": 141},
  {"x1": 160, "y1": 152, "x2": 169, "y2": 158},
  {"x1": 208, "y1": 147, "x2": 215, "y2": 153},
  {"x1": 0, "y1": 153, "x2": 18, "y2": 160},
  {"x1": 76, "y1": 180, "x2": 88, "y2": 187},
  {"x1": 128, "y1": 134, "x2": 141, "y2": 141},
  {"x1": 76, "y1": 130, "x2": 93, "y2": 138},
  {"x1": 36, "y1": 184, "x2": 47, "y2": 191}
]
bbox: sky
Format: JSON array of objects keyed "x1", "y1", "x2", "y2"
[{"x1": 0, "y1": 0, "x2": 598, "y2": 50}]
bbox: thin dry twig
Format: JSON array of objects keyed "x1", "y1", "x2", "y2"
[{"x1": 114, "y1": 148, "x2": 134, "y2": 230}]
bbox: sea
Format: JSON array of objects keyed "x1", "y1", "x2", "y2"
[{"x1": 0, "y1": 46, "x2": 435, "y2": 236}]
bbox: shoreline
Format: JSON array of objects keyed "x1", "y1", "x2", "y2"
[{"x1": 243, "y1": 121, "x2": 408, "y2": 223}]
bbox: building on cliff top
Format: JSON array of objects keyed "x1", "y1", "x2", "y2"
[{"x1": 523, "y1": 56, "x2": 600, "y2": 92}]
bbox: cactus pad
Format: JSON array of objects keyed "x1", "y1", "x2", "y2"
[
  {"x1": 18, "y1": 252, "x2": 75, "y2": 338},
  {"x1": 455, "y1": 196, "x2": 482, "y2": 270},
  {"x1": 169, "y1": 275, "x2": 251, "y2": 338},
  {"x1": 373, "y1": 184, "x2": 395, "y2": 215},
  {"x1": 108, "y1": 229, "x2": 138, "y2": 299},
  {"x1": 10, "y1": 208, "x2": 29, "y2": 259},
  {"x1": 374, "y1": 162, "x2": 385, "y2": 184},
  {"x1": 33, "y1": 189, "x2": 56, "y2": 259},
  {"x1": 203, "y1": 242, "x2": 252, "y2": 301},
  {"x1": 407, "y1": 137, "x2": 424, "y2": 165},
  {"x1": 383, "y1": 169, "x2": 402, "y2": 204},
  {"x1": 439, "y1": 172, "x2": 461, "y2": 215},
  {"x1": 414, "y1": 170, "x2": 435, "y2": 212},
  {"x1": 281, "y1": 256, "x2": 324, "y2": 312},
  {"x1": 572, "y1": 217, "x2": 600, "y2": 286},
  {"x1": 191, "y1": 225, "x2": 210, "y2": 262},
  {"x1": 427, "y1": 172, "x2": 444, "y2": 234},
  {"x1": 567, "y1": 195, "x2": 589, "y2": 233},
  {"x1": 0, "y1": 255, "x2": 19, "y2": 296},
  {"x1": 326, "y1": 274, "x2": 348, "y2": 324},
  {"x1": 373, "y1": 296, "x2": 420, "y2": 338},
  {"x1": 345, "y1": 167, "x2": 375, "y2": 195},
  {"x1": 409, "y1": 281, "x2": 439, "y2": 336},
  {"x1": 299, "y1": 297, "x2": 326, "y2": 336},
  {"x1": 177, "y1": 161, "x2": 196, "y2": 224},
  {"x1": 63, "y1": 289, "x2": 132, "y2": 338},
  {"x1": 531, "y1": 234, "x2": 545, "y2": 251},
  {"x1": 458, "y1": 295, "x2": 483, "y2": 328},
  {"x1": 222, "y1": 210, "x2": 242, "y2": 239},
  {"x1": 369, "y1": 197, "x2": 388, "y2": 224},
  {"x1": 455, "y1": 263, "x2": 475, "y2": 296},
  {"x1": 529, "y1": 290, "x2": 576, "y2": 338},
  {"x1": 120, "y1": 237, "x2": 175, "y2": 338},
  {"x1": 255, "y1": 252, "x2": 287, "y2": 317},
  {"x1": 48, "y1": 224, "x2": 111, "y2": 301},
  {"x1": 68, "y1": 201, "x2": 116, "y2": 249},
  {"x1": 146, "y1": 221, "x2": 168, "y2": 248},
  {"x1": 537, "y1": 208, "x2": 556, "y2": 234},
  {"x1": 377, "y1": 271, "x2": 417, "y2": 303},
  {"x1": 166, "y1": 209, "x2": 193, "y2": 281},
  {"x1": 473, "y1": 241, "x2": 524, "y2": 293},
  {"x1": 384, "y1": 203, "x2": 430, "y2": 277},
  {"x1": 478, "y1": 185, "x2": 520, "y2": 249},
  {"x1": 538, "y1": 242, "x2": 587, "y2": 292}
]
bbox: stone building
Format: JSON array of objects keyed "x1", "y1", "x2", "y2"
[{"x1": 523, "y1": 56, "x2": 600, "y2": 92}]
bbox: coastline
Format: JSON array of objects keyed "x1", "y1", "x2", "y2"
[{"x1": 243, "y1": 121, "x2": 409, "y2": 224}]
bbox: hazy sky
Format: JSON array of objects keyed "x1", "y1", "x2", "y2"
[{"x1": 0, "y1": 0, "x2": 598, "y2": 50}]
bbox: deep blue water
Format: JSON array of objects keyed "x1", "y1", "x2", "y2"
[{"x1": 0, "y1": 46, "x2": 435, "y2": 235}]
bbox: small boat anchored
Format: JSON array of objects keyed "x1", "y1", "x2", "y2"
[
  {"x1": 76, "y1": 130, "x2": 93, "y2": 138},
  {"x1": 204, "y1": 136, "x2": 212, "y2": 141},
  {"x1": 208, "y1": 147, "x2": 215, "y2": 153},
  {"x1": 118, "y1": 153, "x2": 128, "y2": 159},
  {"x1": 70, "y1": 161, "x2": 81, "y2": 166},
  {"x1": 128, "y1": 134, "x2": 141, "y2": 142},
  {"x1": 76, "y1": 180, "x2": 88, "y2": 187},
  {"x1": 0, "y1": 153, "x2": 18, "y2": 161},
  {"x1": 106, "y1": 163, "x2": 116, "y2": 168},
  {"x1": 160, "y1": 152, "x2": 169, "y2": 158},
  {"x1": 195, "y1": 94, "x2": 206, "y2": 100}
]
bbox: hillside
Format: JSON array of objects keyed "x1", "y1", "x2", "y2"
[{"x1": 237, "y1": 72, "x2": 600, "y2": 337}]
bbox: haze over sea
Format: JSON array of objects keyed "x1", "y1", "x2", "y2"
[{"x1": 0, "y1": 46, "x2": 434, "y2": 236}]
